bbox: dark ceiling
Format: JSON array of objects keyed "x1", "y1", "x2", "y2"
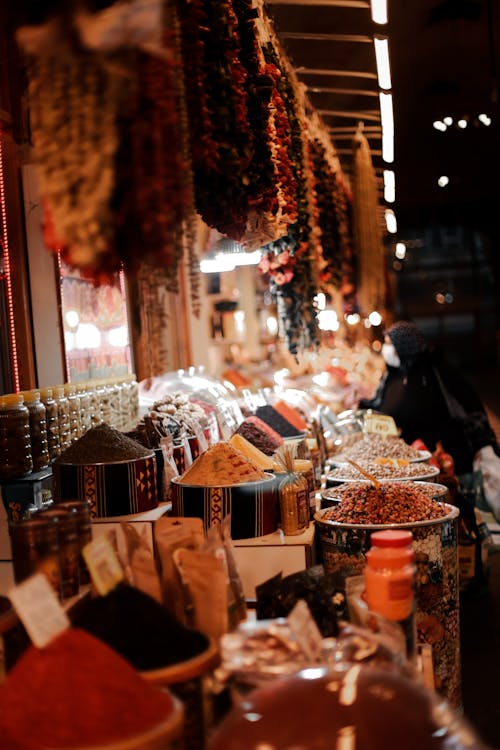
[{"x1": 268, "y1": 0, "x2": 500, "y2": 229}]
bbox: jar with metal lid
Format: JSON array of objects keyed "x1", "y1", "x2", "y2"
[
  {"x1": 96, "y1": 379, "x2": 111, "y2": 425},
  {"x1": 54, "y1": 385, "x2": 71, "y2": 453},
  {"x1": 64, "y1": 384, "x2": 81, "y2": 443},
  {"x1": 129, "y1": 373, "x2": 139, "y2": 423},
  {"x1": 106, "y1": 379, "x2": 121, "y2": 429},
  {"x1": 86, "y1": 380, "x2": 102, "y2": 428},
  {"x1": 22, "y1": 389, "x2": 50, "y2": 472},
  {"x1": 10, "y1": 517, "x2": 61, "y2": 593},
  {"x1": 0, "y1": 394, "x2": 33, "y2": 480},
  {"x1": 77, "y1": 385, "x2": 92, "y2": 436},
  {"x1": 40, "y1": 507, "x2": 80, "y2": 599},
  {"x1": 57, "y1": 500, "x2": 92, "y2": 585},
  {"x1": 40, "y1": 387, "x2": 60, "y2": 461}
]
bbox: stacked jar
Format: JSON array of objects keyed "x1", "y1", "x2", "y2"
[
  {"x1": 54, "y1": 386, "x2": 71, "y2": 454},
  {"x1": 0, "y1": 394, "x2": 33, "y2": 480},
  {"x1": 64, "y1": 384, "x2": 81, "y2": 443},
  {"x1": 77, "y1": 385, "x2": 92, "y2": 436},
  {"x1": 22, "y1": 389, "x2": 50, "y2": 473},
  {"x1": 40, "y1": 387, "x2": 60, "y2": 461},
  {"x1": 86, "y1": 380, "x2": 102, "y2": 428}
]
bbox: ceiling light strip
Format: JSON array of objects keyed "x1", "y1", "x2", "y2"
[
  {"x1": 296, "y1": 68, "x2": 377, "y2": 79},
  {"x1": 279, "y1": 32, "x2": 373, "y2": 43},
  {"x1": 379, "y1": 91, "x2": 394, "y2": 162},
  {"x1": 373, "y1": 36, "x2": 392, "y2": 89},
  {"x1": 0, "y1": 132, "x2": 20, "y2": 392},
  {"x1": 268, "y1": 0, "x2": 369, "y2": 6},
  {"x1": 370, "y1": 0, "x2": 388, "y2": 24},
  {"x1": 308, "y1": 86, "x2": 379, "y2": 97},
  {"x1": 319, "y1": 109, "x2": 381, "y2": 121}
]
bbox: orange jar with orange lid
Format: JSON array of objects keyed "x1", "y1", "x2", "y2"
[{"x1": 365, "y1": 529, "x2": 416, "y2": 622}]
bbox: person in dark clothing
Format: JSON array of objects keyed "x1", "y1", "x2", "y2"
[{"x1": 359, "y1": 321, "x2": 498, "y2": 475}]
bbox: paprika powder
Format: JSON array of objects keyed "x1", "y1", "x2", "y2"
[{"x1": 0, "y1": 628, "x2": 176, "y2": 748}]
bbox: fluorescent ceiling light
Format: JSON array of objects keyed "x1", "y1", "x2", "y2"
[
  {"x1": 457, "y1": 119, "x2": 467, "y2": 129},
  {"x1": 374, "y1": 37, "x2": 392, "y2": 90},
  {"x1": 233, "y1": 250, "x2": 262, "y2": 266},
  {"x1": 443, "y1": 116, "x2": 453, "y2": 126},
  {"x1": 370, "y1": 0, "x2": 388, "y2": 25},
  {"x1": 383, "y1": 169, "x2": 395, "y2": 203},
  {"x1": 200, "y1": 254, "x2": 236, "y2": 273},
  {"x1": 433, "y1": 120, "x2": 447, "y2": 132},
  {"x1": 384, "y1": 209, "x2": 397, "y2": 233},
  {"x1": 478, "y1": 113, "x2": 491, "y2": 126},
  {"x1": 379, "y1": 91, "x2": 394, "y2": 163}
]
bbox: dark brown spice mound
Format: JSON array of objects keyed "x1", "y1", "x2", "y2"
[{"x1": 56, "y1": 424, "x2": 151, "y2": 464}]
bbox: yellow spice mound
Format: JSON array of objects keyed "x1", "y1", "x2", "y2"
[
  {"x1": 229, "y1": 434, "x2": 281, "y2": 472},
  {"x1": 179, "y1": 442, "x2": 268, "y2": 486}
]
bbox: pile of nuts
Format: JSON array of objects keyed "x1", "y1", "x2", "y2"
[
  {"x1": 327, "y1": 460, "x2": 437, "y2": 481},
  {"x1": 337, "y1": 435, "x2": 423, "y2": 462},
  {"x1": 321, "y1": 483, "x2": 448, "y2": 524}
]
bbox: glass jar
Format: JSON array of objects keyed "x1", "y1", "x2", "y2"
[
  {"x1": 86, "y1": 380, "x2": 102, "y2": 428},
  {"x1": 40, "y1": 507, "x2": 80, "y2": 600},
  {"x1": 54, "y1": 385, "x2": 71, "y2": 454},
  {"x1": 107, "y1": 379, "x2": 121, "y2": 429},
  {"x1": 77, "y1": 385, "x2": 92, "y2": 436},
  {"x1": 40, "y1": 387, "x2": 60, "y2": 461},
  {"x1": 10, "y1": 517, "x2": 61, "y2": 593},
  {"x1": 58, "y1": 499, "x2": 92, "y2": 585},
  {"x1": 22, "y1": 389, "x2": 50, "y2": 472},
  {"x1": 278, "y1": 472, "x2": 309, "y2": 535},
  {"x1": 64, "y1": 383, "x2": 81, "y2": 443},
  {"x1": 96, "y1": 379, "x2": 111, "y2": 425},
  {"x1": 0, "y1": 393, "x2": 33, "y2": 480}
]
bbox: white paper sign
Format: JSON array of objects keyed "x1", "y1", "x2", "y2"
[
  {"x1": 9, "y1": 573, "x2": 70, "y2": 648},
  {"x1": 83, "y1": 535, "x2": 124, "y2": 596}
]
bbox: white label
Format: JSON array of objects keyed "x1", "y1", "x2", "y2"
[
  {"x1": 287, "y1": 599, "x2": 323, "y2": 662},
  {"x1": 82, "y1": 535, "x2": 124, "y2": 596},
  {"x1": 364, "y1": 415, "x2": 398, "y2": 436},
  {"x1": 9, "y1": 573, "x2": 70, "y2": 648}
]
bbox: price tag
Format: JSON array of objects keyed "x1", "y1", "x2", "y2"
[
  {"x1": 9, "y1": 573, "x2": 70, "y2": 649},
  {"x1": 364, "y1": 415, "x2": 398, "y2": 436},
  {"x1": 82, "y1": 535, "x2": 124, "y2": 596},
  {"x1": 287, "y1": 599, "x2": 323, "y2": 662}
]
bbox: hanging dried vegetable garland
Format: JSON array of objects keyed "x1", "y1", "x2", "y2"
[
  {"x1": 18, "y1": 6, "x2": 199, "y2": 305},
  {"x1": 176, "y1": 0, "x2": 253, "y2": 240},
  {"x1": 28, "y1": 33, "x2": 127, "y2": 281}
]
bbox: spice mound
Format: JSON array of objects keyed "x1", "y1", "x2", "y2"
[
  {"x1": 70, "y1": 582, "x2": 209, "y2": 671},
  {"x1": 179, "y1": 442, "x2": 268, "y2": 486},
  {"x1": 321, "y1": 483, "x2": 448, "y2": 524},
  {"x1": 0, "y1": 628, "x2": 175, "y2": 748},
  {"x1": 235, "y1": 416, "x2": 284, "y2": 456},
  {"x1": 327, "y1": 459, "x2": 437, "y2": 481},
  {"x1": 56, "y1": 423, "x2": 151, "y2": 464},
  {"x1": 337, "y1": 435, "x2": 423, "y2": 462},
  {"x1": 255, "y1": 405, "x2": 305, "y2": 438}
]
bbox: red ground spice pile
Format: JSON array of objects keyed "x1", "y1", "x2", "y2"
[{"x1": 0, "y1": 628, "x2": 174, "y2": 748}]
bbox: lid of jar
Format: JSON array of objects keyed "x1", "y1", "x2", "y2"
[
  {"x1": 39, "y1": 387, "x2": 53, "y2": 400},
  {"x1": 22, "y1": 389, "x2": 41, "y2": 404},
  {"x1": 370, "y1": 530, "x2": 413, "y2": 548},
  {"x1": 366, "y1": 545, "x2": 415, "y2": 568},
  {"x1": 54, "y1": 385, "x2": 66, "y2": 398},
  {"x1": 0, "y1": 393, "x2": 25, "y2": 408},
  {"x1": 64, "y1": 384, "x2": 76, "y2": 395}
]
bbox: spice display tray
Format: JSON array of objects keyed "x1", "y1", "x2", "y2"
[{"x1": 232, "y1": 522, "x2": 316, "y2": 599}]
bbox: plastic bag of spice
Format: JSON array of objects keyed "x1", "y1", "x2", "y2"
[
  {"x1": 203, "y1": 518, "x2": 246, "y2": 630},
  {"x1": 159, "y1": 434, "x2": 179, "y2": 502},
  {"x1": 173, "y1": 547, "x2": 229, "y2": 640},
  {"x1": 119, "y1": 522, "x2": 162, "y2": 603},
  {"x1": 154, "y1": 517, "x2": 205, "y2": 623}
]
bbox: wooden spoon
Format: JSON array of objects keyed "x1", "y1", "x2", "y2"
[{"x1": 346, "y1": 458, "x2": 380, "y2": 491}]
